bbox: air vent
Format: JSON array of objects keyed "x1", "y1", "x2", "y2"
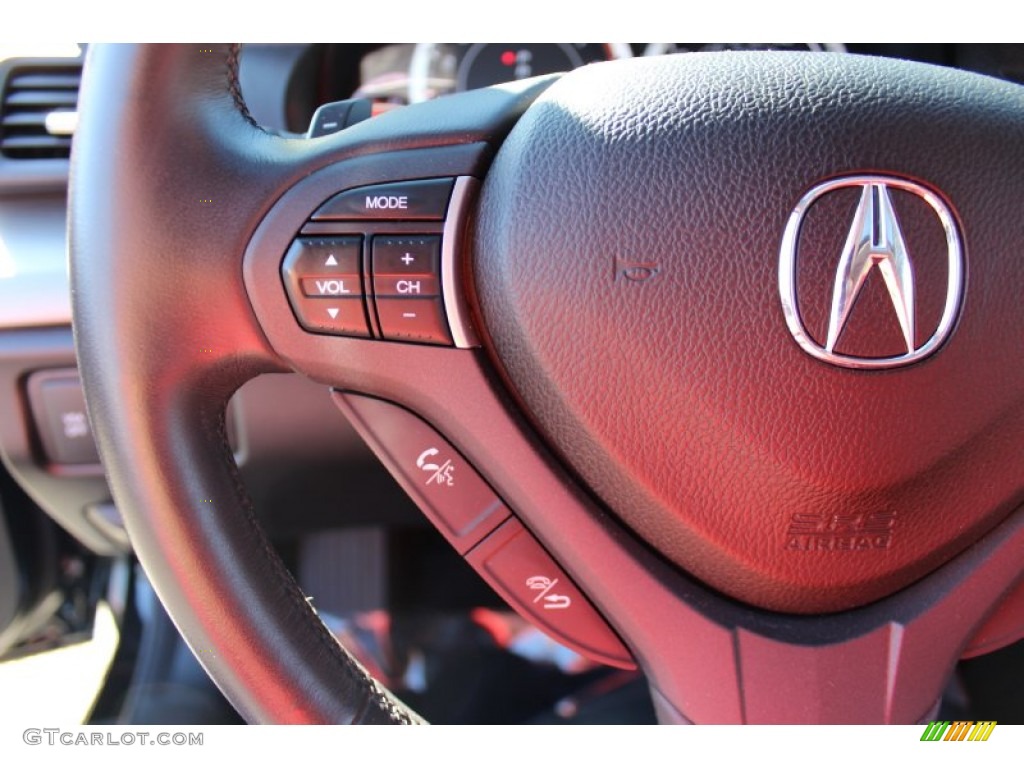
[{"x1": 0, "y1": 66, "x2": 81, "y2": 160}]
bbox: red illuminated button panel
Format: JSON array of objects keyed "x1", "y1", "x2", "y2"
[
  {"x1": 335, "y1": 392, "x2": 635, "y2": 670},
  {"x1": 281, "y1": 177, "x2": 463, "y2": 346}
]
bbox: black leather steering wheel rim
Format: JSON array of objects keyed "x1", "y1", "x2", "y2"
[
  {"x1": 69, "y1": 43, "x2": 428, "y2": 724},
  {"x1": 70, "y1": 43, "x2": 1024, "y2": 725}
]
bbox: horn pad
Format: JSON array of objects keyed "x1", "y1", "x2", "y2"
[{"x1": 473, "y1": 53, "x2": 1024, "y2": 613}]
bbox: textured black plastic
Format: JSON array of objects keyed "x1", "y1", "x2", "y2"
[{"x1": 474, "y1": 52, "x2": 1024, "y2": 613}]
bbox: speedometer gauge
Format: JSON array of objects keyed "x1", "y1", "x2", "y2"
[{"x1": 409, "y1": 43, "x2": 631, "y2": 103}]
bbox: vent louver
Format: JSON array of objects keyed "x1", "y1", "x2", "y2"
[{"x1": 0, "y1": 66, "x2": 81, "y2": 159}]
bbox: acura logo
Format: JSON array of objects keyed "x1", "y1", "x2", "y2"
[{"x1": 779, "y1": 175, "x2": 964, "y2": 370}]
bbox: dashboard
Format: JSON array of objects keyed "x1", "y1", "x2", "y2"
[{"x1": 236, "y1": 44, "x2": 1024, "y2": 134}]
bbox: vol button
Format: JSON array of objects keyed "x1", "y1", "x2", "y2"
[{"x1": 300, "y1": 276, "x2": 361, "y2": 297}]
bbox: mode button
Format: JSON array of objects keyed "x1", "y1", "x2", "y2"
[{"x1": 312, "y1": 178, "x2": 455, "y2": 221}]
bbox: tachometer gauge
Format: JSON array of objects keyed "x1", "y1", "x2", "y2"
[{"x1": 409, "y1": 43, "x2": 631, "y2": 103}]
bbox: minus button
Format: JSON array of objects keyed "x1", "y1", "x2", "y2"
[{"x1": 375, "y1": 298, "x2": 452, "y2": 346}]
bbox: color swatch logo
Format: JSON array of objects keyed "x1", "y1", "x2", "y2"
[{"x1": 920, "y1": 721, "x2": 997, "y2": 742}]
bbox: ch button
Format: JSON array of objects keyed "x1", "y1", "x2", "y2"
[{"x1": 372, "y1": 235, "x2": 452, "y2": 345}]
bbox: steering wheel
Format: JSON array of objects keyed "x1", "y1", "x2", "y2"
[{"x1": 69, "y1": 44, "x2": 1024, "y2": 724}]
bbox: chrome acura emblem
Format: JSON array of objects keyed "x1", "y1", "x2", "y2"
[{"x1": 779, "y1": 175, "x2": 964, "y2": 369}]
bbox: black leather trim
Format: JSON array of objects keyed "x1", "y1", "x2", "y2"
[
  {"x1": 69, "y1": 42, "x2": 422, "y2": 724},
  {"x1": 225, "y1": 44, "x2": 263, "y2": 132}
]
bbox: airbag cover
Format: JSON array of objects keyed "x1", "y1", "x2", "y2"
[{"x1": 474, "y1": 53, "x2": 1024, "y2": 612}]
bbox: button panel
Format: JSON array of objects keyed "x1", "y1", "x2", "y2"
[
  {"x1": 280, "y1": 180, "x2": 468, "y2": 345},
  {"x1": 335, "y1": 392, "x2": 635, "y2": 671},
  {"x1": 369, "y1": 234, "x2": 452, "y2": 344}
]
